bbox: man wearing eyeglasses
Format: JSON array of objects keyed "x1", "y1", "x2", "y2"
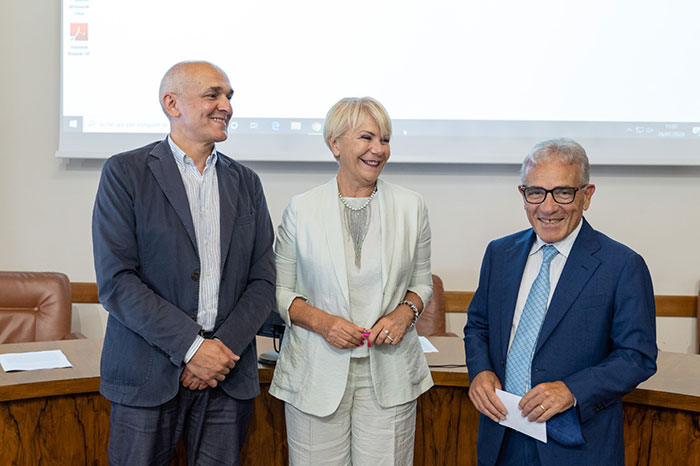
[{"x1": 464, "y1": 138, "x2": 657, "y2": 466}]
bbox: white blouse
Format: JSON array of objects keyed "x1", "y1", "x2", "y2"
[{"x1": 339, "y1": 196, "x2": 382, "y2": 358}]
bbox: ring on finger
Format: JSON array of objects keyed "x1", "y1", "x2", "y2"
[
  {"x1": 540, "y1": 404, "x2": 546, "y2": 412},
  {"x1": 386, "y1": 335, "x2": 395, "y2": 342}
]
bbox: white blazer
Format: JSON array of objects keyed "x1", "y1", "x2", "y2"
[{"x1": 269, "y1": 178, "x2": 434, "y2": 416}]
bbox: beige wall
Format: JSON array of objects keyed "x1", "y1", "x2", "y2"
[{"x1": 2, "y1": 2, "x2": 698, "y2": 351}]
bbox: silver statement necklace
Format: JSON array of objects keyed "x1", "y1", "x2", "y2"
[{"x1": 338, "y1": 184, "x2": 378, "y2": 269}]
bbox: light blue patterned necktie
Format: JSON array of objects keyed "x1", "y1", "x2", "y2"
[{"x1": 505, "y1": 245, "x2": 559, "y2": 396}]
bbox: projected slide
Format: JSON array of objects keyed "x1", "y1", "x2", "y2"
[{"x1": 60, "y1": 0, "x2": 700, "y2": 164}]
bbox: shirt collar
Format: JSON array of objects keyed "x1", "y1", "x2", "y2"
[
  {"x1": 530, "y1": 219, "x2": 584, "y2": 259},
  {"x1": 167, "y1": 135, "x2": 218, "y2": 169}
]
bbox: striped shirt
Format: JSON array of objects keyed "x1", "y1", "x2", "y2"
[{"x1": 168, "y1": 137, "x2": 221, "y2": 362}]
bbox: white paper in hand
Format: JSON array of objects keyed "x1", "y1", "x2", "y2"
[{"x1": 495, "y1": 389, "x2": 547, "y2": 443}]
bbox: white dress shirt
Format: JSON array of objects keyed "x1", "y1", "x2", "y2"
[
  {"x1": 508, "y1": 220, "x2": 584, "y2": 350},
  {"x1": 168, "y1": 137, "x2": 221, "y2": 363}
]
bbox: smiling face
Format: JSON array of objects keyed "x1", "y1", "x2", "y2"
[
  {"x1": 331, "y1": 115, "x2": 390, "y2": 195},
  {"x1": 521, "y1": 157, "x2": 595, "y2": 243},
  {"x1": 163, "y1": 62, "x2": 233, "y2": 153}
]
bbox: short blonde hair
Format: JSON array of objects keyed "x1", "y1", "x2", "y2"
[{"x1": 323, "y1": 97, "x2": 392, "y2": 155}]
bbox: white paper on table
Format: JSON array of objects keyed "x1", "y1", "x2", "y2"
[
  {"x1": 0, "y1": 349, "x2": 73, "y2": 372},
  {"x1": 418, "y1": 336, "x2": 438, "y2": 353},
  {"x1": 495, "y1": 389, "x2": 547, "y2": 443}
]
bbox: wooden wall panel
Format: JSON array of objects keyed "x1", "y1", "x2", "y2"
[
  {"x1": 4, "y1": 385, "x2": 700, "y2": 465},
  {"x1": 415, "y1": 385, "x2": 478, "y2": 466},
  {"x1": 0, "y1": 393, "x2": 110, "y2": 466},
  {"x1": 70, "y1": 282, "x2": 99, "y2": 304},
  {"x1": 70, "y1": 282, "x2": 697, "y2": 317},
  {"x1": 241, "y1": 386, "x2": 289, "y2": 465},
  {"x1": 624, "y1": 403, "x2": 700, "y2": 466}
]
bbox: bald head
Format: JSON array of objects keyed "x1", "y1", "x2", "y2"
[
  {"x1": 158, "y1": 61, "x2": 229, "y2": 118},
  {"x1": 158, "y1": 60, "x2": 233, "y2": 159}
]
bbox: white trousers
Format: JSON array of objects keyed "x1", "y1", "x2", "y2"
[{"x1": 285, "y1": 357, "x2": 417, "y2": 466}]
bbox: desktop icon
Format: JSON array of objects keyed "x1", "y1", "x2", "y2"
[
  {"x1": 70, "y1": 23, "x2": 88, "y2": 41},
  {"x1": 290, "y1": 121, "x2": 302, "y2": 130},
  {"x1": 311, "y1": 121, "x2": 323, "y2": 132},
  {"x1": 272, "y1": 121, "x2": 280, "y2": 131}
]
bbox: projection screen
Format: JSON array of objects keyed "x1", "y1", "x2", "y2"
[{"x1": 59, "y1": 0, "x2": 700, "y2": 164}]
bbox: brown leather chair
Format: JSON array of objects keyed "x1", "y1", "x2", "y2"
[
  {"x1": 416, "y1": 274, "x2": 457, "y2": 337},
  {"x1": 0, "y1": 271, "x2": 84, "y2": 344}
]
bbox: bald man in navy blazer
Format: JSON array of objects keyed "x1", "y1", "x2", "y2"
[
  {"x1": 464, "y1": 138, "x2": 657, "y2": 466},
  {"x1": 93, "y1": 61, "x2": 275, "y2": 466}
]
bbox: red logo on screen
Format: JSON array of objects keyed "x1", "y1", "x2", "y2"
[{"x1": 70, "y1": 23, "x2": 88, "y2": 41}]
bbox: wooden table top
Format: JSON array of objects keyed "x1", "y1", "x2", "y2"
[
  {"x1": 624, "y1": 351, "x2": 700, "y2": 412},
  {"x1": 4, "y1": 336, "x2": 700, "y2": 412},
  {"x1": 0, "y1": 338, "x2": 102, "y2": 402}
]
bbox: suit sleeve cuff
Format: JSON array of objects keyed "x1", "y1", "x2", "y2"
[{"x1": 184, "y1": 335, "x2": 205, "y2": 364}]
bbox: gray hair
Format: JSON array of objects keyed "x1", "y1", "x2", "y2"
[
  {"x1": 323, "y1": 97, "x2": 392, "y2": 157},
  {"x1": 520, "y1": 138, "x2": 590, "y2": 185}
]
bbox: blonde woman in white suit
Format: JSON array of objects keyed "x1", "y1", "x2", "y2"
[{"x1": 270, "y1": 97, "x2": 434, "y2": 465}]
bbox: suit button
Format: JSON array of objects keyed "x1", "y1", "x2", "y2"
[{"x1": 191, "y1": 271, "x2": 199, "y2": 281}]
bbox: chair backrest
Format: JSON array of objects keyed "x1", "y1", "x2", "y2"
[
  {"x1": 416, "y1": 274, "x2": 451, "y2": 337},
  {"x1": 0, "y1": 271, "x2": 73, "y2": 344},
  {"x1": 697, "y1": 289, "x2": 700, "y2": 353}
]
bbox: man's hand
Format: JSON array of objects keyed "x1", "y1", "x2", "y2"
[
  {"x1": 519, "y1": 381, "x2": 575, "y2": 422},
  {"x1": 180, "y1": 366, "x2": 208, "y2": 390},
  {"x1": 469, "y1": 370, "x2": 507, "y2": 422},
  {"x1": 185, "y1": 339, "x2": 239, "y2": 388}
]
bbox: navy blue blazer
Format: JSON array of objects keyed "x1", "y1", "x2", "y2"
[
  {"x1": 464, "y1": 218, "x2": 657, "y2": 466},
  {"x1": 92, "y1": 139, "x2": 275, "y2": 407}
]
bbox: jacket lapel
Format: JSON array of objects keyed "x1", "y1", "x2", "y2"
[
  {"x1": 536, "y1": 218, "x2": 601, "y2": 353},
  {"x1": 324, "y1": 178, "x2": 350, "y2": 305},
  {"x1": 499, "y1": 231, "x2": 536, "y2": 361},
  {"x1": 147, "y1": 140, "x2": 198, "y2": 252},
  {"x1": 216, "y1": 155, "x2": 240, "y2": 273},
  {"x1": 377, "y1": 179, "x2": 394, "y2": 294}
]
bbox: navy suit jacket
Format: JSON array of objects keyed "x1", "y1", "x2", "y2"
[
  {"x1": 92, "y1": 139, "x2": 275, "y2": 407},
  {"x1": 464, "y1": 218, "x2": 657, "y2": 466}
]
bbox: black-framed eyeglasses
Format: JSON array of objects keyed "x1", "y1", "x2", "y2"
[{"x1": 519, "y1": 185, "x2": 588, "y2": 204}]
